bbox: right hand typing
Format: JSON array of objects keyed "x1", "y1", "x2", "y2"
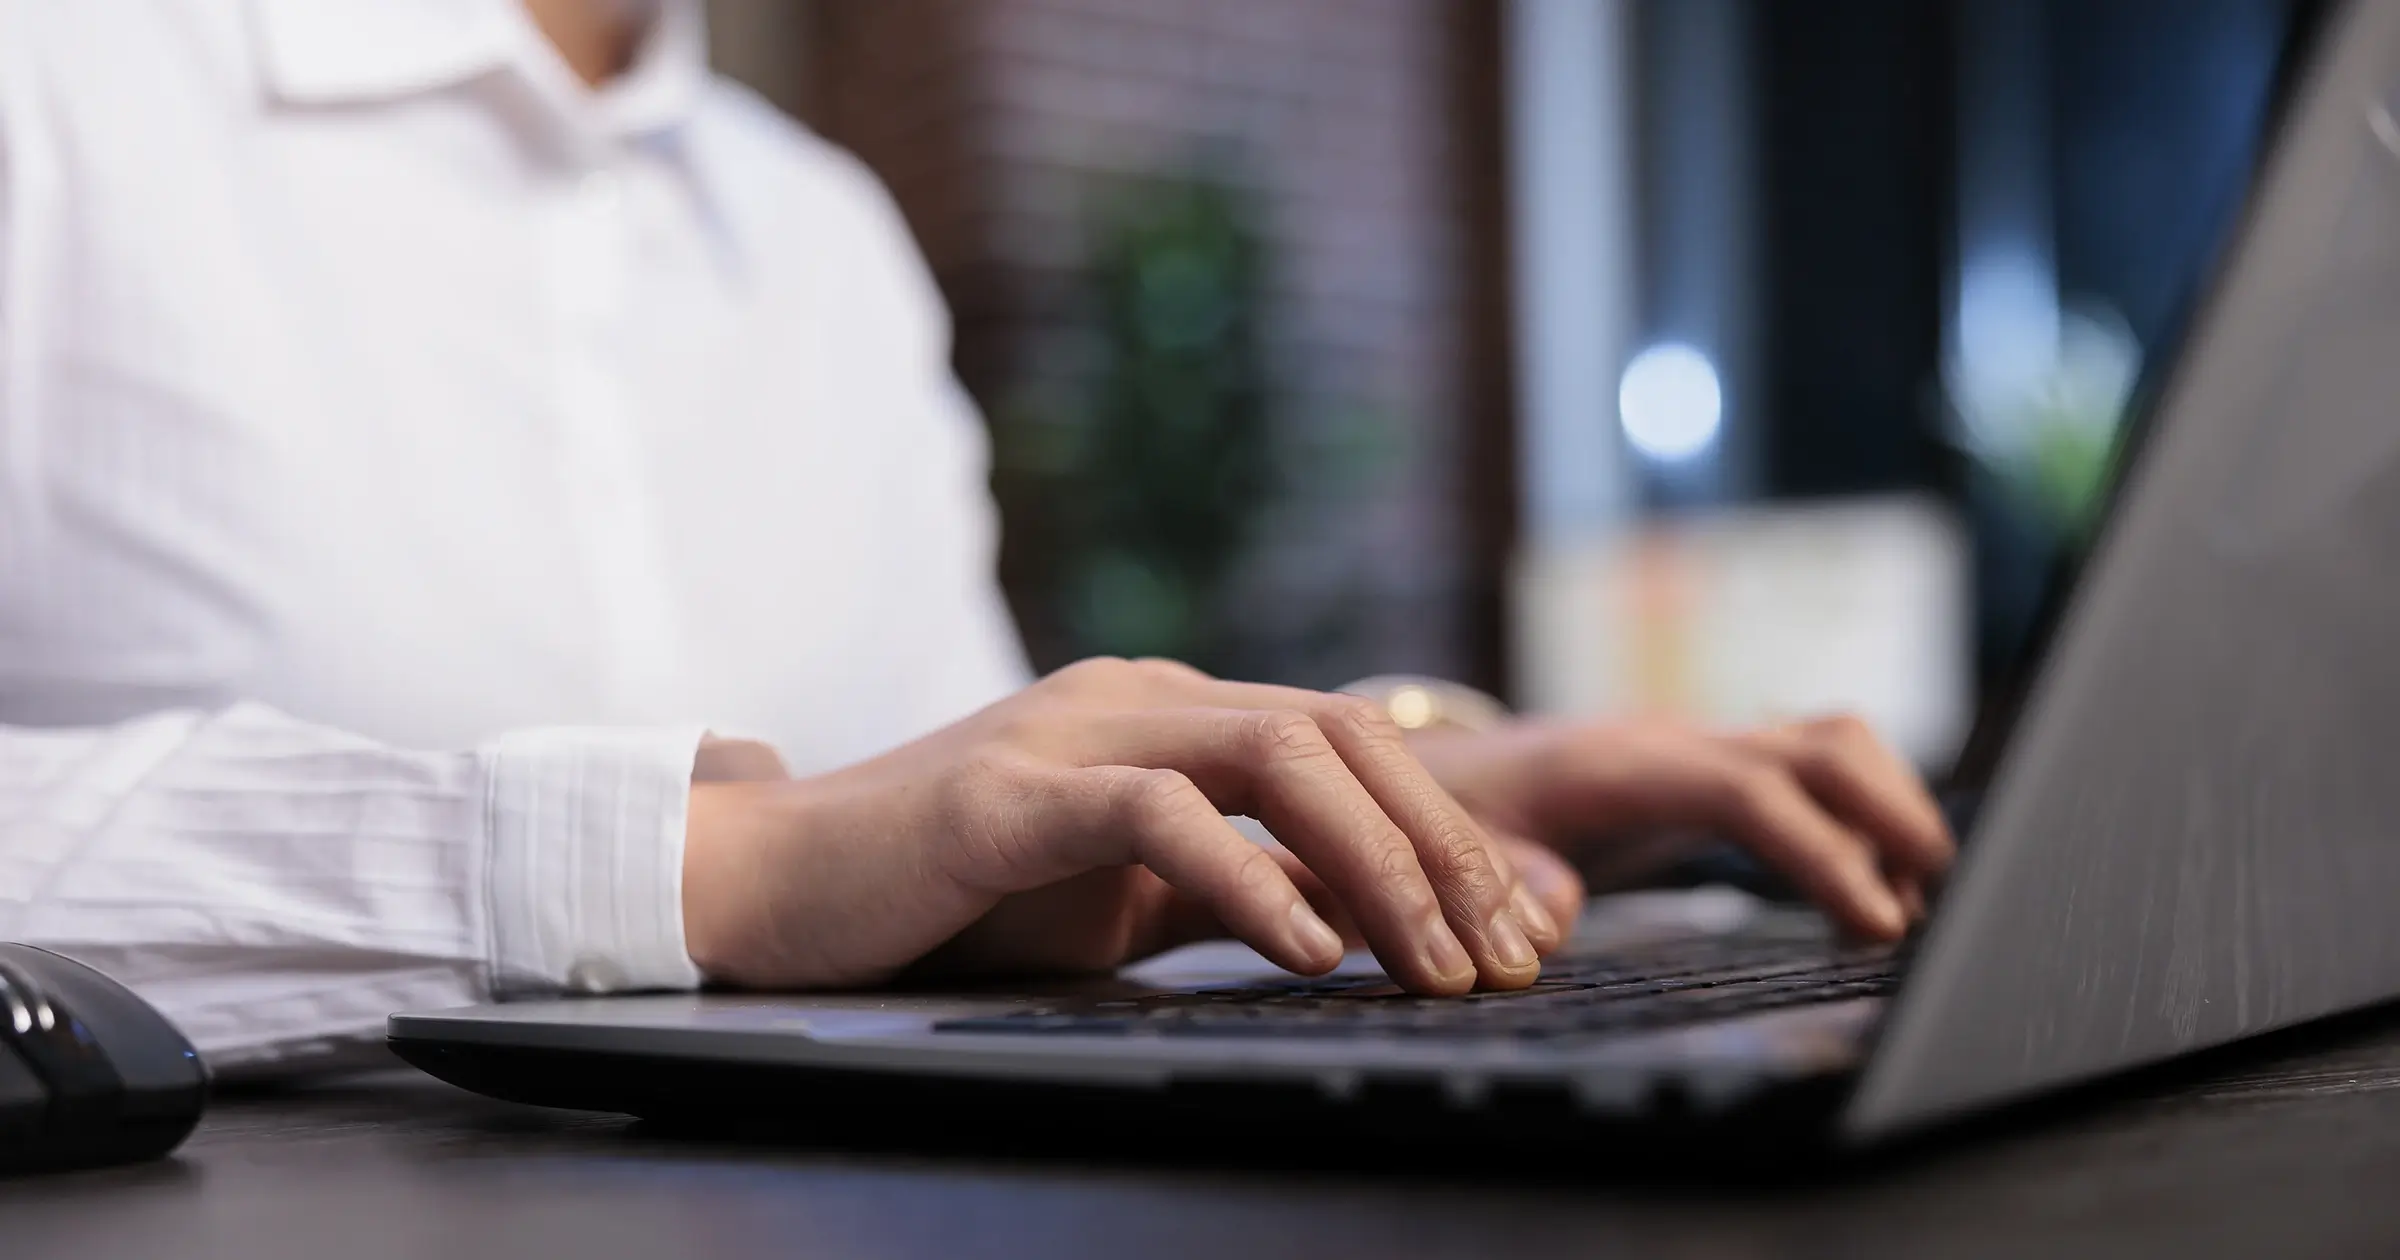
[{"x1": 678, "y1": 657, "x2": 1573, "y2": 996}]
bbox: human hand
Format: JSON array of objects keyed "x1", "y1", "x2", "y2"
[
  {"x1": 1410, "y1": 715, "x2": 1954, "y2": 940},
  {"x1": 679, "y1": 658, "x2": 1572, "y2": 995}
]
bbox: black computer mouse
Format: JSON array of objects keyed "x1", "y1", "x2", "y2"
[{"x1": 0, "y1": 943, "x2": 207, "y2": 1174}]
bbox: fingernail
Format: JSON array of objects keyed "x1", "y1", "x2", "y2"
[
  {"x1": 1422, "y1": 928, "x2": 1476, "y2": 987},
  {"x1": 1510, "y1": 884, "x2": 1561, "y2": 949},
  {"x1": 1289, "y1": 902, "x2": 1344, "y2": 968},
  {"x1": 1487, "y1": 913, "x2": 1538, "y2": 971}
]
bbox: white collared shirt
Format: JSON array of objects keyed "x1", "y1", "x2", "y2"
[{"x1": 0, "y1": 0, "x2": 1030, "y2": 1070}]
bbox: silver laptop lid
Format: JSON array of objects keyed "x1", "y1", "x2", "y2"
[{"x1": 1848, "y1": 0, "x2": 2400, "y2": 1138}]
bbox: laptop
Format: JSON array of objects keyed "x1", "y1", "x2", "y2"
[{"x1": 390, "y1": 0, "x2": 2400, "y2": 1153}]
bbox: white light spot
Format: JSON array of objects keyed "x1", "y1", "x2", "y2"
[
  {"x1": 1618, "y1": 343, "x2": 1723, "y2": 463},
  {"x1": 1954, "y1": 247, "x2": 2060, "y2": 400},
  {"x1": 1387, "y1": 685, "x2": 1436, "y2": 730}
]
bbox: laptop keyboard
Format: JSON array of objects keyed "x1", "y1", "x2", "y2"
[{"x1": 933, "y1": 933, "x2": 1902, "y2": 1044}]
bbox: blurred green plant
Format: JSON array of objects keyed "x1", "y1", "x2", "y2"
[
  {"x1": 1944, "y1": 302, "x2": 2141, "y2": 543},
  {"x1": 993, "y1": 171, "x2": 1397, "y2": 678}
]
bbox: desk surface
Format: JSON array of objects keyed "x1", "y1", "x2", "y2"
[{"x1": 11, "y1": 1018, "x2": 2400, "y2": 1260}]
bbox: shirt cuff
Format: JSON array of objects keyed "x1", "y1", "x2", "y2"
[{"x1": 477, "y1": 724, "x2": 709, "y2": 997}]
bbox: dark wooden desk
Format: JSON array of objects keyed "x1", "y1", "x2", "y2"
[{"x1": 12, "y1": 1018, "x2": 2400, "y2": 1260}]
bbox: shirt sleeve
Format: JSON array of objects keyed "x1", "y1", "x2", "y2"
[{"x1": 0, "y1": 703, "x2": 705, "y2": 1076}]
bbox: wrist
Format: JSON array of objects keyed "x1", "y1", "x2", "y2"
[
  {"x1": 680, "y1": 780, "x2": 794, "y2": 985},
  {"x1": 679, "y1": 771, "x2": 988, "y2": 990}
]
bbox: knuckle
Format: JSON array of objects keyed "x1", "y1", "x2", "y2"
[
  {"x1": 1228, "y1": 846, "x2": 1287, "y2": 899},
  {"x1": 1427, "y1": 817, "x2": 1491, "y2": 870},
  {"x1": 1252, "y1": 709, "x2": 1333, "y2": 760},
  {"x1": 938, "y1": 752, "x2": 1050, "y2": 884},
  {"x1": 1422, "y1": 821, "x2": 1500, "y2": 898},
  {"x1": 1320, "y1": 694, "x2": 1403, "y2": 744},
  {"x1": 1132, "y1": 656, "x2": 1208, "y2": 683},
  {"x1": 1049, "y1": 656, "x2": 1132, "y2": 691},
  {"x1": 1368, "y1": 838, "x2": 1431, "y2": 898},
  {"x1": 1118, "y1": 767, "x2": 1201, "y2": 828}
]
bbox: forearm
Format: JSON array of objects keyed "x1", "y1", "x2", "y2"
[{"x1": 0, "y1": 703, "x2": 706, "y2": 1074}]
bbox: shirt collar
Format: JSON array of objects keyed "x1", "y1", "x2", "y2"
[
  {"x1": 246, "y1": 0, "x2": 708, "y2": 140},
  {"x1": 246, "y1": 0, "x2": 520, "y2": 104},
  {"x1": 594, "y1": 1, "x2": 708, "y2": 139}
]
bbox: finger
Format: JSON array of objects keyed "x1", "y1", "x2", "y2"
[
  {"x1": 1733, "y1": 717, "x2": 1954, "y2": 877},
  {"x1": 1265, "y1": 837, "x2": 1580, "y2": 955},
  {"x1": 1496, "y1": 834, "x2": 1584, "y2": 947},
  {"x1": 1068, "y1": 668, "x2": 1557, "y2": 952},
  {"x1": 1264, "y1": 846, "x2": 1368, "y2": 946},
  {"x1": 1459, "y1": 823, "x2": 1565, "y2": 955},
  {"x1": 1893, "y1": 873, "x2": 1927, "y2": 923},
  {"x1": 1074, "y1": 708, "x2": 1522, "y2": 993},
  {"x1": 1046, "y1": 663, "x2": 1550, "y2": 979},
  {"x1": 1269, "y1": 688, "x2": 1559, "y2": 970},
  {"x1": 1036, "y1": 764, "x2": 1348, "y2": 976},
  {"x1": 1135, "y1": 682, "x2": 1546, "y2": 980},
  {"x1": 1662, "y1": 739, "x2": 1908, "y2": 939}
]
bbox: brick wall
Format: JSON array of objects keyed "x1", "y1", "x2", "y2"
[{"x1": 719, "y1": 0, "x2": 1510, "y2": 689}]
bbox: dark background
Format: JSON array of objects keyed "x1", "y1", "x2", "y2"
[{"x1": 706, "y1": 0, "x2": 2306, "y2": 718}]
